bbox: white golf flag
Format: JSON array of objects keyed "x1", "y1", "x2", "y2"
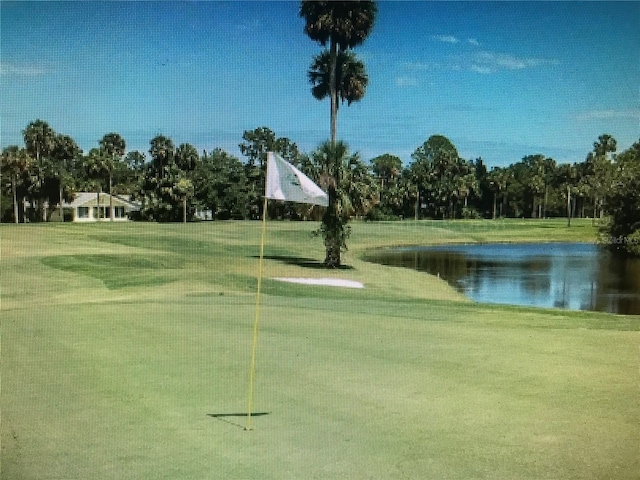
[{"x1": 265, "y1": 152, "x2": 329, "y2": 207}]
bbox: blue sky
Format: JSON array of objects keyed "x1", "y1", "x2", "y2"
[{"x1": 1, "y1": 1, "x2": 638, "y2": 167}]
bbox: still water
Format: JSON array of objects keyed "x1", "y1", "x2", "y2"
[{"x1": 365, "y1": 243, "x2": 640, "y2": 315}]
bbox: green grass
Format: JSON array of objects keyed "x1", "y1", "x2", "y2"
[{"x1": 2, "y1": 219, "x2": 638, "y2": 479}]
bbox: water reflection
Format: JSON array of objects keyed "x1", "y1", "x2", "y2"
[{"x1": 365, "y1": 243, "x2": 640, "y2": 315}]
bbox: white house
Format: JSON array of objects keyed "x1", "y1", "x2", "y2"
[{"x1": 62, "y1": 192, "x2": 140, "y2": 222}]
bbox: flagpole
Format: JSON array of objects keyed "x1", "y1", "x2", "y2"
[{"x1": 246, "y1": 196, "x2": 268, "y2": 430}]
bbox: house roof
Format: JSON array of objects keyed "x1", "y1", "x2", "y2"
[{"x1": 63, "y1": 192, "x2": 140, "y2": 209}]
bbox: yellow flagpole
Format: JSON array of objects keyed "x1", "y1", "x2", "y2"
[{"x1": 246, "y1": 196, "x2": 268, "y2": 430}]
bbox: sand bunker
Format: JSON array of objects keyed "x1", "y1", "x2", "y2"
[{"x1": 272, "y1": 277, "x2": 364, "y2": 289}]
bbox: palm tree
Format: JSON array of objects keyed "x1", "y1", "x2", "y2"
[
  {"x1": 456, "y1": 168, "x2": 478, "y2": 218},
  {"x1": 308, "y1": 50, "x2": 369, "y2": 117},
  {"x1": 149, "y1": 135, "x2": 175, "y2": 179},
  {"x1": 591, "y1": 134, "x2": 617, "y2": 221},
  {"x1": 345, "y1": 153, "x2": 379, "y2": 218},
  {"x1": 541, "y1": 157, "x2": 557, "y2": 219},
  {"x1": 84, "y1": 148, "x2": 110, "y2": 219},
  {"x1": 174, "y1": 144, "x2": 199, "y2": 223},
  {"x1": 22, "y1": 119, "x2": 56, "y2": 220},
  {"x1": 311, "y1": 140, "x2": 377, "y2": 266},
  {"x1": 300, "y1": 1, "x2": 376, "y2": 266},
  {"x1": 558, "y1": 163, "x2": 578, "y2": 227},
  {"x1": 52, "y1": 135, "x2": 81, "y2": 222},
  {"x1": 175, "y1": 143, "x2": 199, "y2": 172},
  {"x1": 312, "y1": 141, "x2": 348, "y2": 267},
  {"x1": 99, "y1": 133, "x2": 126, "y2": 221},
  {"x1": 2, "y1": 146, "x2": 32, "y2": 223},
  {"x1": 175, "y1": 177, "x2": 194, "y2": 224},
  {"x1": 300, "y1": 0, "x2": 377, "y2": 145},
  {"x1": 488, "y1": 167, "x2": 506, "y2": 219},
  {"x1": 22, "y1": 119, "x2": 55, "y2": 167}
]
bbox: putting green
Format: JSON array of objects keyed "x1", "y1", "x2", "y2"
[{"x1": 2, "y1": 220, "x2": 638, "y2": 479}]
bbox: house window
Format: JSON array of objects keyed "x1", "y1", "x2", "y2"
[
  {"x1": 114, "y1": 206, "x2": 126, "y2": 218},
  {"x1": 78, "y1": 207, "x2": 89, "y2": 218}
]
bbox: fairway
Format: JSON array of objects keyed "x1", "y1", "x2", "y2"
[{"x1": 2, "y1": 220, "x2": 638, "y2": 479}]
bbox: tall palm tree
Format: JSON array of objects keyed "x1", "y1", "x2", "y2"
[
  {"x1": 585, "y1": 136, "x2": 617, "y2": 222},
  {"x1": 300, "y1": 0, "x2": 377, "y2": 144},
  {"x1": 300, "y1": 1, "x2": 376, "y2": 267},
  {"x1": 22, "y1": 119, "x2": 55, "y2": 167},
  {"x1": 175, "y1": 144, "x2": 199, "y2": 223},
  {"x1": 2, "y1": 146, "x2": 31, "y2": 223},
  {"x1": 149, "y1": 135, "x2": 175, "y2": 179},
  {"x1": 558, "y1": 163, "x2": 578, "y2": 226},
  {"x1": 22, "y1": 119, "x2": 55, "y2": 220},
  {"x1": 85, "y1": 148, "x2": 110, "y2": 219},
  {"x1": 99, "y1": 133, "x2": 126, "y2": 221},
  {"x1": 52, "y1": 134, "x2": 81, "y2": 222},
  {"x1": 175, "y1": 177, "x2": 194, "y2": 224},
  {"x1": 308, "y1": 50, "x2": 368, "y2": 113},
  {"x1": 456, "y1": 168, "x2": 478, "y2": 218},
  {"x1": 488, "y1": 167, "x2": 506, "y2": 219},
  {"x1": 522, "y1": 154, "x2": 546, "y2": 218}
]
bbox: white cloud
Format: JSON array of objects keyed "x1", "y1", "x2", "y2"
[
  {"x1": 469, "y1": 51, "x2": 559, "y2": 73},
  {"x1": 432, "y1": 36, "x2": 481, "y2": 47},
  {"x1": 574, "y1": 110, "x2": 640, "y2": 121},
  {"x1": 470, "y1": 65, "x2": 493, "y2": 75},
  {"x1": 404, "y1": 50, "x2": 557, "y2": 76},
  {"x1": 395, "y1": 76, "x2": 419, "y2": 87},
  {"x1": 0, "y1": 62, "x2": 48, "y2": 76},
  {"x1": 432, "y1": 35, "x2": 459, "y2": 44}
]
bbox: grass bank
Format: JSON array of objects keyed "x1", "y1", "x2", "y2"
[{"x1": 2, "y1": 219, "x2": 637, "y2": 479}]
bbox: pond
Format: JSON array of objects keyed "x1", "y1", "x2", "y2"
[{"x1": 364, "y1": 242, "x2": 640, "y2": 315}]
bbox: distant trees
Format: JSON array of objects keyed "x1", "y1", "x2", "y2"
[
  {"x1": 1, "y1": 146, "x2": 31, "y2": 223},
  {"x1": 519, "y1": 154, "x2": 558, "y2": 219},
  {"x1": 585, "y1": 135, "x2": 617, "y2": 222},
  {"x1": 409, "y1": 135, "x2": 477, "y2": 219},
  {"x1": 557, "y1": 162, "x2": 578, "y2": 227},
  {"x1": 2, "y1": 119, "x2": 638, "y2": 256},
  {"x1": 136, "y1": 135, "x2": 251, "y2": 222},
  {"x1": 487, "y1": 167, "x2": 510, "y2": 219},
  {"x1": 119, "y1": 151, "x2": 146, "y2": 194},
  {"x1": 370, "y1": 153, "x2": 403, "y2": 217},
  {"x1": 603, "y1": 140, "x2": 640, "y2": 256},
  {"x1": 193, "y1": 149, "x2": 248, "y2": 220},
  {"x1": 138, "y1": 135, "x2": 183, "y2": 222}
]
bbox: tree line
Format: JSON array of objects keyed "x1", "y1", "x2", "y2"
[{"x1": 2, "y1": 120, "x2": 638, "y2": 252}]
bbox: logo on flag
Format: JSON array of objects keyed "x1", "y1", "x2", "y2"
[{"x1": 265, "y1": 152, "x2": 329, "y2": 207}]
